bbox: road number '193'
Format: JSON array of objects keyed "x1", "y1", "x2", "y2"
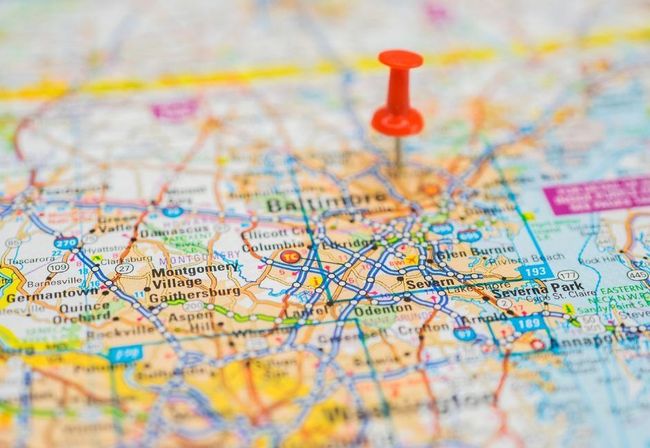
[{"x1": 518, "y1": 263, "x2": 553, "y2": 280}]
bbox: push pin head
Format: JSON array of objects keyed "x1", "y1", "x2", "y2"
[
  {"x1": 371, "y1": 49, "x2": 424, "y2": 176},
  {"x1": 371, "y1": 49, "x2": 424, "y2": 137}
]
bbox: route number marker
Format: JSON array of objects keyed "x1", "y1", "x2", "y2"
[
  {"x1": 557, "y1": 270, "x2": 579, "y2": 281},
  {"x1": 280, "y1": 250, "x2": 301, "y2": 264},
  {"x1": 518, "y1": 263, "x2": 553, "y2": 280},
  {"x1": 53, "y1": 236, "x2": 79, "y2": 250},
  {"x1": 430, "y1": 222, "x2": 453, "y2": 235},
  {"x1": 5, "y1": 238, "x2": 21, "y2": 248},
  {"x1": 627, "y1": 269, "x2": 649, "y2": 281},
  {"x1": 82, "y1": 234, "x2": 98, "y2": 245},
  {"x1": 108, "y1": 345, "x2": 143, "y2": 364},
  {"x1": 115, "y1": 263, "x2": 135, "y2": 274},
  {"x1": 183, "y1": 300, "x2": 204, "y2": 312},
  {"x1": 577, "y1": 314, "x2": 605, "y2": 333},
  {"x1": 457, "y1": 229, "x2": 481, "y2": 243},
  {"x1": 162, "y1": 206, "x2": 184, "y2": 218},
  {"x1": 496, "y1": 298, "x2": 513, "y2": 309},
  {"x1": 453, "y1": 326, "x2": 476, "y2": 341},
  {"x1": 511, "y1": 316, "x2": 545, "y2": 332},
  {"x1": 47, "y1": 262, "x2": 69, "y2": 273}
]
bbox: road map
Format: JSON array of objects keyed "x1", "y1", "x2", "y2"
[{"x1": 0, "y1": 0, "x2": 649, "y2": 447}]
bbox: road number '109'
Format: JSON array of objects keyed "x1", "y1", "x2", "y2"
[{"x1": 47, "y1": 262, "x2": 69, "y2": 273}]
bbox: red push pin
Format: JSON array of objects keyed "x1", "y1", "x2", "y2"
[{"x1": 371, "y1": 49, "x2": 424, "y2": 175}]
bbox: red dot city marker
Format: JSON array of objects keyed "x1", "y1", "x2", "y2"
[
  {"x1": 371, "y1": 49, "x2": 424, "y2": 175},
  {"x1": 530, "y1": 338, "x2": 546, "y2": 351}
]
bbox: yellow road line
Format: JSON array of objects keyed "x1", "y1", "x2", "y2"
[{"x1": 0, "y1": 26, "x2": 648, "y2": 101}]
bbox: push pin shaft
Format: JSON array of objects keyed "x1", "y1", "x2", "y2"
[{"x1": 371, "y1": 49, "x2": 424, "y2": 176}]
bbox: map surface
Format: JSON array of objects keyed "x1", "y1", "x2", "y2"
[{"x1": 0, "y1": 1, "x2": 649, "y2": 447}]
